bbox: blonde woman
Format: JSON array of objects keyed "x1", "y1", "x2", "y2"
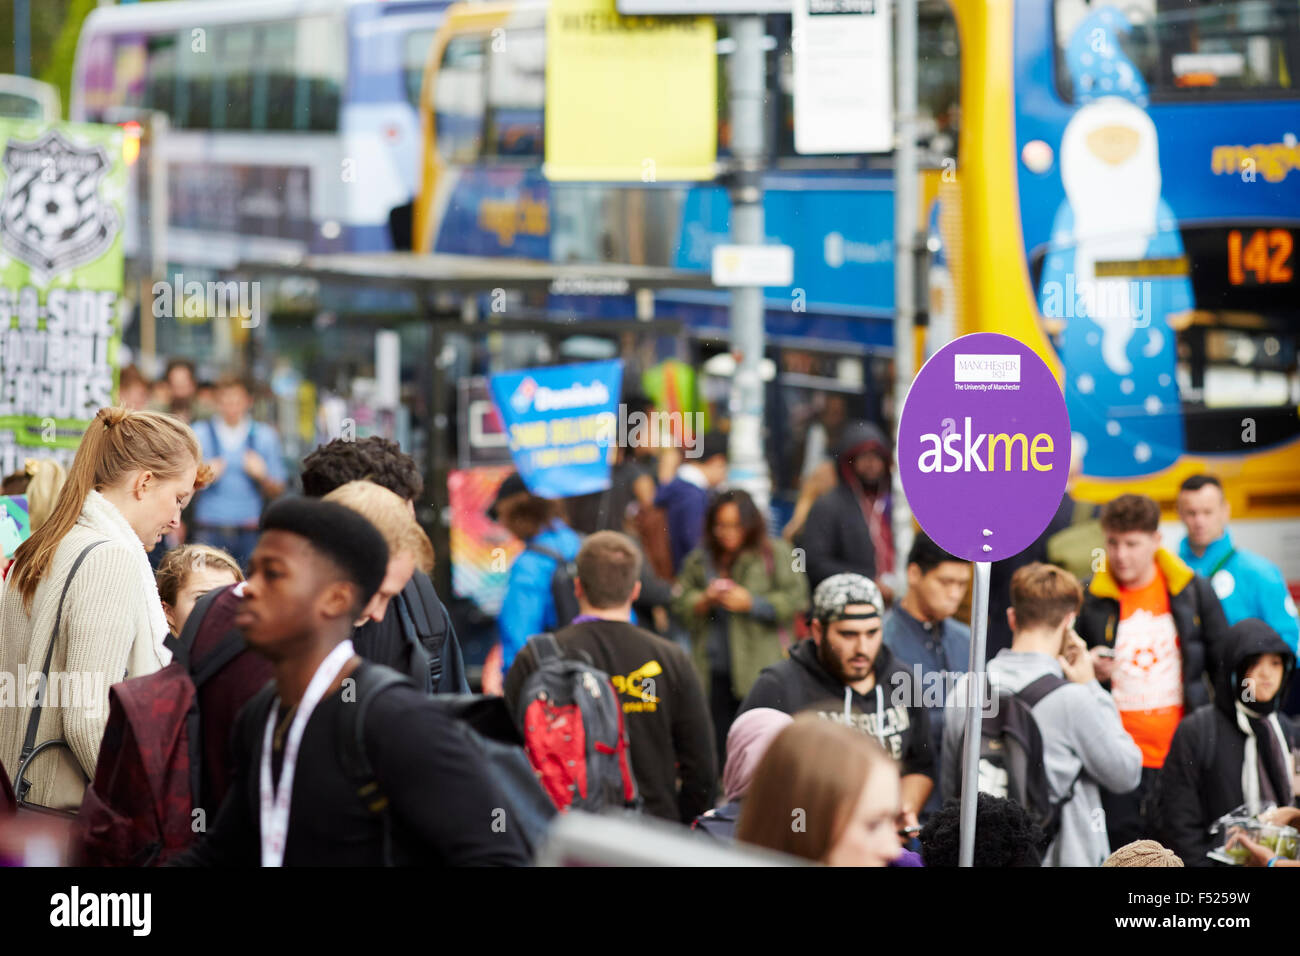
[
  {"x1": 323, "y1": 479, "x2": 434, "y2": 609},
  {"x1": 0, "y1": 407, "x2": 211, "y2": 811},
  {"x1": 154, "y1": 544, "x2": 244, "y2": 638}
]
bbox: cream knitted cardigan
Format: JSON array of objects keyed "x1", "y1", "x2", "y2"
[{"x1": 0, "y1": 491, "x2": 171, "y2": 811}]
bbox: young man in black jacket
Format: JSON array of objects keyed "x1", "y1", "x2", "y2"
[
  {"x1": 1074, "y1": 493, "x2": 1230, "y2": 849},
  {"x1": 172, "y1": 498, "x2": 529, "y2": 866},
  {"x1": 737, "y1": 572, "x2": 934, "y2": 834},
  {"x1": 300, "y1": 436, "x2": 469, "y2": 694},
  {"x1": 504, "y1": 531, "x2": 717, "y2": 824},
  {"x1": 1157, "y1": 618, "x2": 1297, "y2": 866}
]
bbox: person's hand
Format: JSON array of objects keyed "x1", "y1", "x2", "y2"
[
  {"x1": 1089, "y1": 645, "x2": 1115, "y2": 683},
  {"x1": 897, "y1": 808, "x2": 919, "y2": 847},
  {"x1": 243, "y1": 449, "x2": 268, "y2": 482},
  {"x1": 1260, "y1": 806, "x2": 1300, "y2": 828},
  {"x1": 1059, "y1": 632, "x2": 1096, "y2": 685},
  {"x1": 207, "y1": 458, "x2": 227, "y2": 483},
  {"x1": 717, "y1": 584, "x2": 753, "y2": 614},
  {"x1": 1227, "y1": 829, "x2": 1276, "y2": 867}
]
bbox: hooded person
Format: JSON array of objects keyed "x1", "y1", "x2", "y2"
[
  {"x1": 692, "y1": 708, "x2": 793, "y2": 840},
  {"x1": 737, "y1": 573, "x2": 935, "y2": 831},
  {"x1": 1156, "y1": 618, "x2": 1298, "y2": 866},
  {"x1": 798, "y1": 421, "x2": 895, "y2": 596}
]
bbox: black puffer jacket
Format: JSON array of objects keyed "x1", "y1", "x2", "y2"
[
  {"x1": 1156, "y1": 620, "x2": 1297, "y2": 866},
  {"x1": 1076, "y1": 548, "x2": 1229, "y2": 713}
]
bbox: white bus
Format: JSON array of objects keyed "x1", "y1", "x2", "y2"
[
  {"x1": 0, "y1": 75, "x2": 60, "y2": 122},
  {"x1": 71, "y1": 0, "x2": 452, "y2": 268}
]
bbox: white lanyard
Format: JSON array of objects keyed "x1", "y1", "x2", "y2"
[{"x1": 258, "y1": 640, "x2": 356, "y2": 867}]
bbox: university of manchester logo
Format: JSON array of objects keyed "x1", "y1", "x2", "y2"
[{"x1": 1, "y1": 129, "x2": 120, "y2": 282}]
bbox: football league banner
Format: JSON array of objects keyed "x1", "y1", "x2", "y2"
[
  {"x1": 0, "y1": 121, "x2": 125, "y2": 476},
  {"x1": 488, "y1": 359, "x2": 624, "y2": 499}
]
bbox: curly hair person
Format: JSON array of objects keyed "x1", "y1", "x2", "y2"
[
  {"x1": 919, "y1": 793, "x2": 1046, "y2": 867},
  {"x1": 300, "y1": 436, "x2": 424, "y2": 501}
]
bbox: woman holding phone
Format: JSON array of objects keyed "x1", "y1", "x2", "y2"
[{"x1": 673, "y1": 489, "x2": 807, "y2": 764}]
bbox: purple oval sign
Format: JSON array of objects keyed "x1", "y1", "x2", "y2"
[{"x1": 898, "y1": 333, "x2": 1071, "y2": 563}]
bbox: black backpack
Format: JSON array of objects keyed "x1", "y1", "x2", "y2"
[
  {"x1": 335, "y1": 663, "x2": 556, "y2": 864},
  {"x1": 526, "y1": 542, "x2": 581, "y2": 629},
  {"x1": 967, "y1": 673, "x2": 1083, "y2": 848}
]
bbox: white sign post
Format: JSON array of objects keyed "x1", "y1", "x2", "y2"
[{"x1": 793, "y1": 0, "x2": 893, "y2": 155}]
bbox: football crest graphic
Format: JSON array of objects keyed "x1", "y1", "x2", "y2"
[{"x1": 1, "y1": 128, "x2": 120, "y2": 282}]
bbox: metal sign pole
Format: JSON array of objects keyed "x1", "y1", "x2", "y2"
[{"x1": 957, "y1": 559, "x2": 991, "y2": 867}]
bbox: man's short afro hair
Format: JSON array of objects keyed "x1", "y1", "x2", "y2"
[
  {"x1": 259, "y1": 497, "x2": 389, "y2": 609},
  {"x1": 919, "y1": 793, "x2": 1046, "y2": 867},
  {"x1": 300, "y1": 436, "x2": 424, "y2": 502}
]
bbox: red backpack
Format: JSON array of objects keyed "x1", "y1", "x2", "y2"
[
  {"x1": 76, "y1": 587, "x2": 254, "y2": 866},
  {"x1": 513, "y1": 633, "x2": 640, "y2": 813}
]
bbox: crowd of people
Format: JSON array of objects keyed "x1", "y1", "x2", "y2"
[{"x1": 0, "y1": 394, "x2": 1297, "y2": 869}]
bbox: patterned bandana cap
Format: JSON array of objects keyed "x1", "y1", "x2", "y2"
[{"x1": 812, "y1": 573, "x2": 884, "y2": 623}]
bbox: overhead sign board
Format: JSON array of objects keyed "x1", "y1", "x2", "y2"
[
  {"x1": 711, "y1": 244, "x2": 795, "y2": 287},
  {"x1": 793, "y1": 0, "x2": 893, "y2": 155}
]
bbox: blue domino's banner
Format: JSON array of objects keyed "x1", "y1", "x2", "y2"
[{"x1": 488, "y1": 359, "x2": 624, "y2": 499}]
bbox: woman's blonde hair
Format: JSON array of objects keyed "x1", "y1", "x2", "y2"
[
  {"x1": 23, "y1": 458, "x2": 68, "y2": 533},
  {"x1": 323, "y1": 479, "x2": 434, "y2": 574},
  {"x1": 154, "y1": 544, "x2": 244, "y2": 607},
  {"x1": 735, "y1": 714, "x2": 897, "y2": 864},
  {"x1": 10, "y1": 407, "x2": 211, "y2": 609}
]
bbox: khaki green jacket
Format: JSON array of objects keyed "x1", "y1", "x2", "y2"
[{"x1": 672, "y1": 537, "x2": 809, "y2": 701}]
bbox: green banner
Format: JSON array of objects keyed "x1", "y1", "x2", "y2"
[{"x1": 0, "y1": 120, "x2": 125, "y2": 477}]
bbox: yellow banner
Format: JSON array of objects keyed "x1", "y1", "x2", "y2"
[{"x1": 544, "y1": 0, "x2": 716, "y2": 181}]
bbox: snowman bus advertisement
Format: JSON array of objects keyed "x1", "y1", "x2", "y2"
[{"x1": 0, "y1": 120, "x2": 125, "y2": 478}]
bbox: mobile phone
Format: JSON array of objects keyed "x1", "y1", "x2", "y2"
[
  {"x1": 1095, "y1": 646, "x2": 1115, "y2": 659},
  {"x1": 899, "y1": 825, "x2": 921, "y2": 838}
]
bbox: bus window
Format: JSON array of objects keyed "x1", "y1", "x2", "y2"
[
  {"x1": 485, "y1": 27, "x2": 545, "y2": 161},
  {"x1": 262, "y1": 22, "x2": 298, "y2": 131},
  {"x1": 405, "y1": 29, "x2": 438, "y2": 110},
  {"x1": 177, "y1": 26, "x2": 216, "y2": 129},
  {"x1": 1055, "y1": 0, "x2": 1300, "y2": 100},
  {"x1": 144, "y1": 33, "x2": 177, "y2": 118},
  {"x1": 435, "y1": 34, "x2": 487, "y2": 164},
  {"x1": 297, "y1": 16, "x2": 344, "y2": 132},
  {"x1": 214, "y1": 26, "x2": 257, "y2": 130}
]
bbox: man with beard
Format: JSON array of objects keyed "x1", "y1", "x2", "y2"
[
  {"x1": 170, "y1": 498, "x2": 529, "y2": 866},
  {"x1": 736, "y1": 573, "x2": 934, "y2": 835},
  {"x1": 799, "y1": 422, "x2": 896, "y2": 598}
]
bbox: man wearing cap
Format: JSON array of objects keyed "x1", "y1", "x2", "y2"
[{"x1": 737, "y1": 572, "x2": 935, "y2": 834}]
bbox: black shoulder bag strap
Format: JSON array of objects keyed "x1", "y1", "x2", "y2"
[
  {"x1": 14, "y1": 539, "x2": 108, "y2": 806},
  {"x1": 338, "y1": 664, "x2": 415, "y2": 866},
  {"x1": 1017, "y1": 672, "x2": 1084, "y2": 862}
]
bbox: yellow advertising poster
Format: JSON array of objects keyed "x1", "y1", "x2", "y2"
[{"x1": 545, "y1": 0, "x2": 716, "y2": 181}]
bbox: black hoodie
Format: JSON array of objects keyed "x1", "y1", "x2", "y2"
[
  {"x1": 1156, "y1": 619, "x2": 1298, "y2": 866},
  {"x1": 798, "y1": 421, "x2": 892, "y2": 590},
  {"x1": 737, "y1": 638, "x2": 934, "y2": 781}
]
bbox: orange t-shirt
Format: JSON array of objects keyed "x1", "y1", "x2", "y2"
[{"x1": 1111, "y1": 566, "x2": 1184, "y2": 768}]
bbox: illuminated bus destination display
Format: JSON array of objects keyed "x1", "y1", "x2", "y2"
[{"x1": 1227, "y1": 228, "x2": 1294, "y2": 286}]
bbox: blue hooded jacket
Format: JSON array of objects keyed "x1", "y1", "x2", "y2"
[
  {"x1": 499, "y1": 520, "x2": 583, "y2": 670},
  {"x1": 1179, "y1": 532, "x2": 1299, "y2": 653}
]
